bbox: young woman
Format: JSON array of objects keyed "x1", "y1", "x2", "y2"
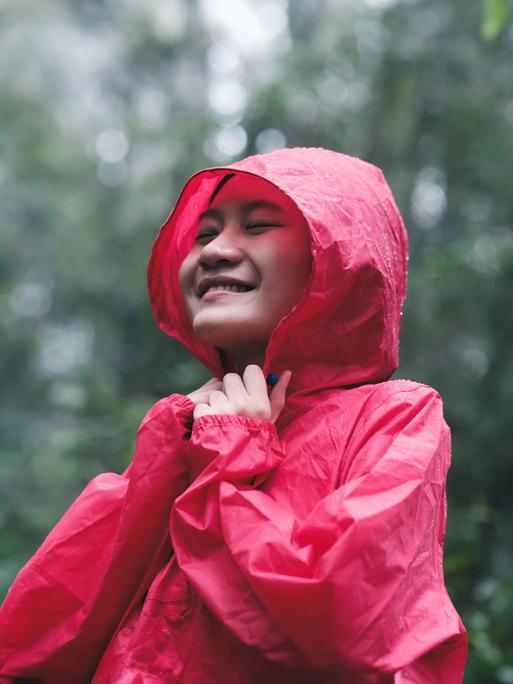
[{"x1": 0, "y1": 148, "x2": 467, "y2": 683}]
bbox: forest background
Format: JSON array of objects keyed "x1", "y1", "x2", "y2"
[{"x1": 1, "y1": 1, "x2": 512, "y2": 681}]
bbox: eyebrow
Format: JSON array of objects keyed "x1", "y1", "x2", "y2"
[{"x1": 198, "y1": 200, "x2": 285, "y2": 223}]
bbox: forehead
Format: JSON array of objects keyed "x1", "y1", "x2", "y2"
[{"x1": 209, "y1": 173, "x2": 297, "y2": 213}]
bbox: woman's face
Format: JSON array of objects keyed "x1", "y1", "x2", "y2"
[{"x1": 178, "y1": 174, "x2": 312, "y2": 364}]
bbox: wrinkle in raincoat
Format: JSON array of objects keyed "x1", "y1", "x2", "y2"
[{"x1": 0, "y1": 148, "x2": 466, "y2": 683}]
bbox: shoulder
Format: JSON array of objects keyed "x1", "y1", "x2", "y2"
[
  {"x1": 347, "y1": 379, "x2": 449, "y2": 447},
  {"x1": 359, "y1": 379, "x2": 447, "y2": 428},
  {"x1": 366, "y1": 378, "x2": 443, "y2": 407},
  {"x1": 322, "y1": 378, "x2": 449, "y2": 442},
  {"x1": 318, "y1": 379, "x2": 445, "y2": 420},
  {"x1": 338, "y1": 380, "x2": 451, "y2": 483},
  {"x1": 310, "y1": 380, "x2": 446, "y2": 437},
  {"x1": 313, "y1": 378, "x2": 448, "y2": 444}
]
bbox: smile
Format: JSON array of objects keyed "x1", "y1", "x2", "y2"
[
  {"x1": 203, "y1": 283, "x2": 253, "y2": 294},
  {"x1": 196, "y1": 275, "x2": 255, "y2": 299},
  {"x1": 200, "y1": 284, "x2": 255, "y2": 300}
]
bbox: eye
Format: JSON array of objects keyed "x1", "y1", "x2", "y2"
[
  {"x1": 195, "y1": 228, "x2": 219, "y2": 243},
  {"x1": 246, "y1": 222, "x2": 281, "y2": 232}
]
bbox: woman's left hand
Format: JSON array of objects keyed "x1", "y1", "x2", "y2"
[{"x1": 193, "y1": 365, "x2": 291, "y2": 424}]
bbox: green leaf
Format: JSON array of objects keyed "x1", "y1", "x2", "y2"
[{"x1": 482, "y1": 0, "x2": 510, "y2": 40}]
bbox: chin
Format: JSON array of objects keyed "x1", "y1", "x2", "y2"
[{"x1": 192, "y1": 315, "x2": 267, "y2": 351}]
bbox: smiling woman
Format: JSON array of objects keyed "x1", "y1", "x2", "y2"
[
  {"x1": 179, "y1": 174, "x2": 312, "y2": 371},
  {"x1": 0, "y1": 147, "x2": 467, "y2": 683}
]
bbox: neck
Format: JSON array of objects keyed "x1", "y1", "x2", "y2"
[{"x1": 221, "y1": 345, "x2": 266, "y2": 375}]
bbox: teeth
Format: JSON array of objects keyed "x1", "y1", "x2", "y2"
[{"x1": 203, "y1": 284, "x2": 251, "y2": 295}]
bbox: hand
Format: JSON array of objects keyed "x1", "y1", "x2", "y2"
[
  {"x1": 186, "y1": 376, "x2": 224, "y2": 406},
  {"x1": 192, "y1": 365, "x2": 292, "y2": 424}
]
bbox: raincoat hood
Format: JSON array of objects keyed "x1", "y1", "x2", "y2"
[{"x1": 148, "y1": 147, "x2": 408, "y2": 390}]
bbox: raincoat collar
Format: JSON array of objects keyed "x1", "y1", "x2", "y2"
[{"x1": 148, "y1": 147, "x2": 408, "y2": 395}]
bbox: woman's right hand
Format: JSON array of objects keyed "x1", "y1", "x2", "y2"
[{"x1": 186, "y1": 377, "x2": 224, "y2": 406}]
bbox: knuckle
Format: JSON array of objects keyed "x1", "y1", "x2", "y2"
[
  {"x1": 193, "y1": 404, "x2": 207, "y2": 419},
  {"x1": 232, "y1": 399, "x2": 247, "y2": 413},
  {"x1": 256, "y1": 410, "x2": 271, "y2": 421},
  {"x1": 252, "y1": 402, "x2": 271, "y2": 420}
]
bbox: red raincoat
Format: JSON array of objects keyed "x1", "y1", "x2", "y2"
[{"x1": 0, "y1": 148, "x2": 466, "y2": 683}]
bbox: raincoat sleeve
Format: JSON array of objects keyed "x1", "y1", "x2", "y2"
[
  {"x1": 170, "y1": 383, "x2": 467, "y2": 678},
  {"x1": 0, "y1": 393, "x2": 195, "y2": 683}
]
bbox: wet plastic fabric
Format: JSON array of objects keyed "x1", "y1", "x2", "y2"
[{"x1": 0, "y1": 148, "x2": 466, "y2": 683}]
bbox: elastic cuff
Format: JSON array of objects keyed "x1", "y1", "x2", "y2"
[
  {"x1": 192, "y1": 413, "x2": 277, "y2": 435},
  {"x1": 138, "y1": 393, "x2": 195, "y2": 431}
]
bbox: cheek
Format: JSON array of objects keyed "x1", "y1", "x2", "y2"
[
  {"x1": 261, "y1": 242, "x2": 312, "y2": 311},
  {"x1": 178, "y1": 253, "x2": 198, "y2": 318},
  {"x1": 295, "y1": 242, "x2": 313, "y2": 280},
  {"x1": 272, "y1": 235, "x2": 312, "y2": 285},
  {"x1": 291, "y1": 229, "x2": 313, "y2": 288},
  {"x1": 178, "y1": 253, "x2": 194, "y2": 293}
]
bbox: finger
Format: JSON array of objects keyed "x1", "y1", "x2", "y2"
[
  {"x1": 222, "y1": 372, "x2": 248, "y2": 403},
  {"x1": 243, "y1": 365, "x2": 271, "y2": 419},
  {"x1": 242, "y1": 364, "x2": 268, "y2": 400},
  {"x1": 269, "y1": 370, "x2": 292, "y2": 424},
  {"x1": 208, "y1": 389, "x2": 231, "y2": 413},
  {"x1": 202, "y1": 379, "x2": 224, "y2": 403},
  {"x1": 193, "y1": 403, "x2": 213, "y2": 419},
  {"x1": 187, "y1": 377, "x2": 223, "y2": 404},
  {"x1": 205, "y1": 377, "x2": 224, "y2": 390},
  {"x1": 190, "y1": 386, "x2": 222, "y2": 406}
]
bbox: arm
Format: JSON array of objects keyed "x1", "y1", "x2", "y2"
[
  {"x1": 170, "y1": 384, "x2": 466, "y2": 679},
  {"x1": 0, "y1": 393, "x2": 194, "y2": 683}
]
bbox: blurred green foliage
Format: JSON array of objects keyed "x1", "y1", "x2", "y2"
[
  {"x1": 482, "y1": 0, "x2": 510, "y2": 40},
  {"x1": 0, "y1": 1, "x2": 512, "y2": 680}
]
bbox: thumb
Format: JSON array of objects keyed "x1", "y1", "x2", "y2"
[{"x1": 269, "y1": 370, "x2": 292, "y2": 424}]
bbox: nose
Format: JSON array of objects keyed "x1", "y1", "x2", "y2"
[{"x1": 198, "y1": 227, "x2": 244, "y2": 268}]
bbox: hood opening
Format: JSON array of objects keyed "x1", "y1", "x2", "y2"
[{"x1": 148, "y1": 148, "x2": 407, "y2": 391}]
